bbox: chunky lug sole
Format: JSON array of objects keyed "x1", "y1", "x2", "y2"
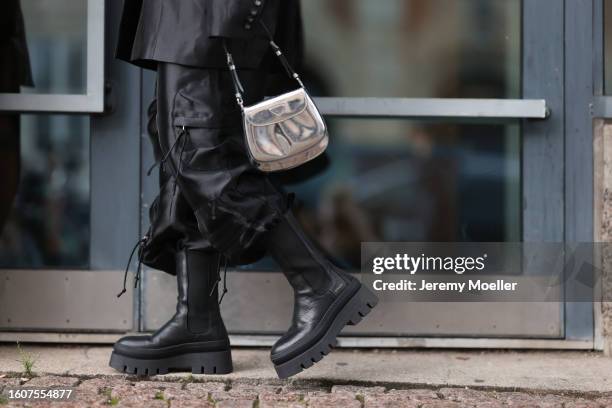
[
  {"x1": 273, "y1": 284, "x2": 378, "y2": 379},
  {"x1": 109, "y1": 349, "x2": 232, "y2": 376}
]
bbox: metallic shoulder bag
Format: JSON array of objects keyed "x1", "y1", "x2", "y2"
[{"x1": 224, "y1": 31, "x2": 328, "y2": 172}]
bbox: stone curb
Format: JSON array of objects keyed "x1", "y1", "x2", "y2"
[{"x1": 1, "y1": 374, "x2": 611, "y2": 408}]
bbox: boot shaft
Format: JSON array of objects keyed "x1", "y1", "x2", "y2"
[
  {"x1": 175, "y1": 249, "x2": 225, "y2": 334},
  {"x1": 267, "y1": 211, "x2": 347, "y2": 296}
]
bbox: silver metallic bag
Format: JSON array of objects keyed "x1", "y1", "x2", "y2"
[{"x1": 224, "y1": 36, "x2": 328, "y2": 172}]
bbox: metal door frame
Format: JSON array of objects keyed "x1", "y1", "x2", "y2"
[
  {"x1": 0, "y1": 0, "x2": 140, "y2": 335},
  {"x1": 0, "y1": 0, "x2": 105, "y2": 113}
]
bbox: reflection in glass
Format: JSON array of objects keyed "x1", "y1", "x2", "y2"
[
  {"x1": 301, "y1": 0, "x2": 521, "y2": 98},
  {"x1": 282, "y1": 119, "x2": 521, "y2": 269},
  {"x1": 17, "y1": 0, "x2": 87, "y2": 95},
  {"x1": 0, "y1": 115, "x2": 90, "y2": 268}
]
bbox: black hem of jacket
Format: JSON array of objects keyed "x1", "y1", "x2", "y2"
[{"x1": 115, "y1": 0, "x2": 302, "y2": 72}]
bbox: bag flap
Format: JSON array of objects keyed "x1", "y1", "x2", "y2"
[{"x1": 243, "y1": 88, "x2": 308, "y2": 126}]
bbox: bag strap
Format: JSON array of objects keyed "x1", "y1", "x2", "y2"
[{"x1": 223, "y1": 20, "x2": 304, "y2": 109}]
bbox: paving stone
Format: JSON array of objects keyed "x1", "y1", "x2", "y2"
[
  {"x1": 259, "y1": 389, "x2": 304, "y2": 403},
  {"x1": 259, "y1": 402, "x2": 305, "y2": 408},
  {"x1": 493, "y1": 391, "x2": 577, "y2": 407},
  {"x1": 3, "y1": 402, "x2": 76, "y2": 408},
  {"x1": 132, "y1": 380, "x2": 183, "y2": 389},
  {"x1": 388, "y1": 388, "x2": 441, "y2": 401},
  {"x1": 122, "y1": 381, "x2": 218, "y2": 407},
  {"x1": 593, "y1": 397, "x2": 612, "y2": 407},
  {"x1": 437, "y1": 387, "x2": 502, "y2": 407},
  {"x1": 216, "y1": 399, "x2": 255, "y2": 408},
  {"x1": 364, "y1": 394, "x2": 423, "y2": 408},
  {"x1": 1, "y1": 401, "x2": 51, "y2": 408},
  {"x1": 1, "y1": 394, "x2": 88, "y2": 408},
  {"x1": 22, "y1": 375, "x2": 79, "y2": 388},
  {"x1": 451, "y1": 400, "x2": 503, "y2": 408},
  {"x1": 331, "y1": 384, "x2": 387, "y2": 396},
  {"x1": 0, "y1": 377, "x2": 21, "y2": 391},
  {"x1": 213, "y1": 383, "x2": 280, "y2": 401},
  {"x1": 534, "y1": 394, "x2": 583, "y2": 408},
  {"x1": 116, "y1": 396, "x2": 169, "y2": 407},
  {"x1": 77, "y1": 377, "x2": 121, "y2": 394},
  {"x1": 258, "y1": 393, "x2": 306, "y2": 408},
  {"x1": 281, "y1": 382, "x2": 327, "y2": 395},
  {"x1": 305, "y1": 393, "x2": 361, "y2": 408},
  {"x1": 76, "y1": 377, "x2": 135, "y2": 405},
  {"x1": 183, "y1": 381, "x2": 227, "y2": 399},
  {"x1": 363, "y1": 389, "x2": 441, "y2": 408},
  {"x1": 171, "y1": 400, "x2": 215, "y2": 408},
  {"x1": 564, "y1": 399, "x2": 604, "y2": 408},
  {"x1": 65, "y1": 394, "x2": 110, "y2": 408},
  {"x1": 419, "y1": 401, "x2": 464, "y2": 408},
  {"x1": 132, "y1": 379, "x2": 185, "y2": 401}
]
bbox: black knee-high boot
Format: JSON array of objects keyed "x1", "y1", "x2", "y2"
[
  {"x1": 266, "y1": 210, "x2": 378, "y2": 378},
  {"x1": 109, "y1": 249, "x2": 232, "y2": 375}
]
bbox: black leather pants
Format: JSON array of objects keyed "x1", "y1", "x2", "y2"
[
  {"x1": 140, "y1": 61, "x2": 290, "y2": 271},
  {"x1": 138, "y1": 98, "x2": 210, "y2": 275}
]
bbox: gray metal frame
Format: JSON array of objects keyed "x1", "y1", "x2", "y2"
[
  {"x1": 563, "y1": 0, "x2": 596, "y2": 342},
  {"x1": 139, "y1": 69, "x2": 158, "y2": 332},
  {"x1": 521, "y1": 0, "x2": 569, "y2": 341},
  {"x1": 592, "y1": 0, "x2": 607, "y2": 350},
  {"x1": 0, "y1": 0, "x2": 105, "y2": 113},
  {"x1": 0, "y1": 270, "x2": 132, "y2": 332},
  {"x1": 90, "y1": 0, "x2": 142, "y2": 271},
  {"x1": 89, "y1": 0, "x2": 143, "y2": 332},
  {"x1": 592, "y1": 0, "x2": 612, "y2": 119},
  {"x1": 0, "y1": 332, "x2": 594, "y2": 349},
  {"x1": 315, "y1": 98, "x2": 548, "y2": 119}
]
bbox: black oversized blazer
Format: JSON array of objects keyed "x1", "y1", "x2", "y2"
[{"x1": 117, "y1": 0, "x2": 302, "y2": 71}]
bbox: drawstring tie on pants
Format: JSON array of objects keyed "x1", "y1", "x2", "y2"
[{"x1": 117, "y1": 236, "x2": 147, "y2": 298}]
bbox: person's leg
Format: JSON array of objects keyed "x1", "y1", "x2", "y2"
[
  {"x1": 139, "y1": 97, "x2": 213, "y2": 275},
  {"x1": 154, "y1": 58, "x2": 378, "y2": 379},
  {"x1": 264, "y1": 209, "x2": 378, "y2": 378},
  {"x1": 111, "y1": 63, "x2": 282, "y2": 375},
  {"x1": 109, "y1": 96, "x2": 232, "y2": 376},
  {"x1": 155, "y1": 61, "x2": 290, "y2": 266},
  {"x1": 110, "y1": 248, "x2": 232, "y2": 375}
]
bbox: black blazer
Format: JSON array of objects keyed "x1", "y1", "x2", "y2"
[{"x1": 116, "y1": 0, "x2": 302, "y2": 71}]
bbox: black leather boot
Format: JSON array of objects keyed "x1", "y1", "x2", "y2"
[
  {"x1": 267, "y1": 211, "x2": 378, "y2": 378},
  {"x1": 109, "y1": 249, "x2": 232, "y2": 375}
]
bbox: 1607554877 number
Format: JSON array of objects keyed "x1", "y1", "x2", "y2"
[{"x1": 5, "y1": 388, "x2": 74, "y2": 400}]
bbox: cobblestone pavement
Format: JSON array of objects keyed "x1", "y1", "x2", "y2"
[{"x1": 1, "y1": 375, "x2": 612, "y2": 407}]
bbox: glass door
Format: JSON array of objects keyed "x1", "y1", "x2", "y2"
[{"x1": 0, "y1": 0, "x2": 139, "y2": 337}]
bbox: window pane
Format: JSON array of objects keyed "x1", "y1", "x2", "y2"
[
  {"x1": 302, "y1": 0, "x2": 521, "y2": 98},
  {"x1": 275, "y1": 118, "x2": 521, "y2": 269},
  {"x1": 11, "y1": 0, "x2": 87, "y2": 95},
  {"x1": 0, "y1": 114, "x2": 90, "y2": 268}
]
